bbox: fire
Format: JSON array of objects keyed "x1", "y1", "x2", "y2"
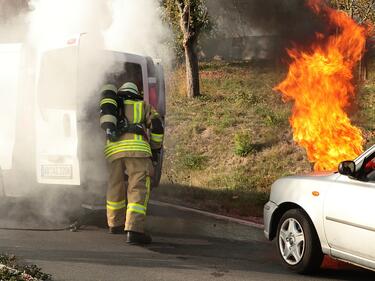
[{"x1": 274, "y1": 0, "x2": 368, "y2": 171}]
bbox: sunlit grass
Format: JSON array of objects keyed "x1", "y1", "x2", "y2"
[{"x1": 160, "y1": 59, "x2": 375, "y2": 217}]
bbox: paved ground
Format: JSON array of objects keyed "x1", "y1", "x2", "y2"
[{"x1": 0, "y1": 199, "x2": 374, "y2": 281}]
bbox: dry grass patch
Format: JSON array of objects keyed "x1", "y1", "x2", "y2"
[{"x1": 158, "y1": 60, "x2": 375, "y2": 218}]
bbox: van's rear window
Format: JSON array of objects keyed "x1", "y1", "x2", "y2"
[{"x1": 105, "y1": 62, "x2": 143, "y2": 94}]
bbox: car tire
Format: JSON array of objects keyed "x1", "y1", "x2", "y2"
[{"x1": 276, "y1": 208, "x2": 323, "y2": 274}]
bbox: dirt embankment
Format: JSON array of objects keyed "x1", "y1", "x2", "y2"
[{"x1": 155, "y1": 60, "x2": 375, "y2": 218}]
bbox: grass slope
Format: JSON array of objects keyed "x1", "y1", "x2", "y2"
[{"x1": 156, "y1": 60, "x2": 375, "y2": 218}]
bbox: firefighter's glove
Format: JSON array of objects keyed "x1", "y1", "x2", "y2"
[
  {"x1": 106, "y1": 128, "x2": 118, "y2": 142},
  {"x1": 133, "y1": 124, "x2": 145, "y2": 135},
  {"x1": 116, "y1": 119, "x2": 126, "y2": 136}
]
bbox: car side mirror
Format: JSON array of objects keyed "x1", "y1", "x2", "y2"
[{"x1": 338, "y1": 161, "x2": 356, "y2": 176}]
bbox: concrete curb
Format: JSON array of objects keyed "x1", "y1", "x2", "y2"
[
  {"x1": 148, "y1": 200, "x2": 266, "y2": 242},
  {"x1": 150, "y1": 200, "x2": 264, "y2": 229}
]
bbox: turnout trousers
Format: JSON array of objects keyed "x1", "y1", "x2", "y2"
[{"x1": 106, "y1": 157, "x2": 152, "y2": 233}]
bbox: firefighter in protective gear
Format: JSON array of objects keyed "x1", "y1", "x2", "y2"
[{"x1": 99, "y1": 82, "x2": 164, "y2": 244}]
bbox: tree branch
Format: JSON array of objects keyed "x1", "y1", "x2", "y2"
[
  {"x1": 359, "y1": 0, "x2": 375, "y2": 23},
  {"x1": 335, "y1": 0, "x2": 340, "y2": 9},
  {"x1": 195, "y1": 9, "x2": 208, "y2": 33},
  {"x1": 348, "y1": 0, "x2": 355, "y2": 18},
  {"x1": 176, "y1": 0, "x2": 184, "y2": 14},
  {"x1": 177, "y1": 0, "x2": 193, "y2": 45}
]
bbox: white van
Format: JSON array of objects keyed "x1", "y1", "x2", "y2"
[{"x1": 0, "y1": 37, "x2": 165, "y2": 198}]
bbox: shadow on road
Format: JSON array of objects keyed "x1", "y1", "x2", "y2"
[
  {"x1": 146, "y1": 234, "x2": 375, "y2": 281},
  {"x1": 1, "y1": 196, "x2": 375, "y2": 281}
]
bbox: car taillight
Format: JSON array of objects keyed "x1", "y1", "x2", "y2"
[{"x1": 149, "y1": 84, "x2": 158, "y2": 109}]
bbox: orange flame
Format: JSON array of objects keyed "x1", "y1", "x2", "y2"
[{"x1": 274, "y1": 0, "x2": 368, "y2": 171}]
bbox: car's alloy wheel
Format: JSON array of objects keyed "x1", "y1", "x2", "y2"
[
  {"x1": 279, "y1": 218, "x2": 305, "y2": 265},
  {"x1": 276, "y1": 208, "x2": 324, "y2": 274}
]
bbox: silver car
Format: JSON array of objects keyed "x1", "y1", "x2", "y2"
[{"x1": 264, "y1": 144, "x2": 375, "y2": 274}]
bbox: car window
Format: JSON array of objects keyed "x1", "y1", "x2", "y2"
[{"x1": 361, "y1": 153, "x2": 375, "y2": 182}]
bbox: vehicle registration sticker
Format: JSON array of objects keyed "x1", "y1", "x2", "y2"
[{"x1": 41, "y1": 165, "x2": 73, "y2": 179}]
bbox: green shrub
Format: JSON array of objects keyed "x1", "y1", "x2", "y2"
[
  {"x1": 181, "y1": 153, "x2": 208, "y2": 170},
  {"x1": 0, "y1": 254, "x2": 52, "y2": 281},
  {"x1": 234, "y1": 132, "x2": 254, "y2": 157},
  {"x1": 255, "y1": 105, "x2": 289, "y2": 127}
]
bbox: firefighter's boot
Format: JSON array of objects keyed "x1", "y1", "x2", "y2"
[
  {"x1": 126, "y1": 231, "x2": 152, "y2": 245},
  {"x1": 108, "y1": 226, "x2": 125, "y2": 234}
]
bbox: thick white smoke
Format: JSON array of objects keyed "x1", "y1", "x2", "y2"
[
  {"x1": 29, "y1": 0, "x2": 172, "y2": 62},
  {"x1": 0, "y1": 0, "x2": 172, "y2": 224},
  {"x1": 0, "y1": 2, "x2": 28, "y2": 171},
  {"x1": 105, "y1": 0, "x2": 172, "y2": 62},
  {"x1": 0, "y1": 44, "x2": 22, "y2": 170},
  {"x1": 0, "y1": 0, "x2": 171, "y2": 170},
  {"x1": 28, "y1": 0, "x2": 111, "y2": 50}
]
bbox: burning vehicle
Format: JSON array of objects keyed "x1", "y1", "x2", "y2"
[
  {"x1": 264, "y1": 144, "x2": 375, "y2": 273},
  {"x1": 264, "y1": 0, "x2": 375, "y2": 275},
  {"x1": 0, "y1": 35, "x2": 166, "y2": 200}
]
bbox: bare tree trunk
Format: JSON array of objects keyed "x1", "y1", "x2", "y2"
[
  {"x1": 184, "y1": 39, "x2": 200, "y2": 98},
  {"x1": 359, "y1": 49, "x2": 368, "y2": 81}
]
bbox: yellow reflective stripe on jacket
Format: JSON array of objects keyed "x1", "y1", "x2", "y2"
[
  {"x1": 105, "y1": 147, "x2": 152, "y2": 157},
  {"x1": 138, "y1": 102, "x2": 143, "y2": 122},
  {"x1": 145, "y1": 176, "x2": 151, "y2": 207},
  {"x1": 105, "y1": 146, "x2": 151, "y2": 157},
  {"x1": 124, "y1": 100, "x2": 136, "y2": 105},
  {"x1": 107, "y1": 199, "x2": 126, "y2": 205},
  {"x1": 104, "y1": 140, "x2": 152, "y2": 158},
  {"x1": 105, "y1": 140, "x2": 151, "y2": 152},
  {"x1": 100, "y1": 98, "x2": 117, "y2": 107},
  {"x1": 133, "y1": 103, "x2": 139, "y2": 141},
  {"x1": 126, "y1": 178, "x2": 150, "y2": 216},
  {"x1": 105, "y1": 142, "x2": 151, "y2": 152},
  {"x1": 107, "y1": 203, "x2": 126, "y2": 210},
  {"x1": 134, "y1": 102, "x2": 140, "y2": 123},
  {"x1": 123, "y1": 100, "x2": 143, "y2": 122},
  {"x1": 105, "y1": 148, "x2": 151, "y2": 158},
  {"x1": 106, "y1": 139, "x2": 150, "y2": 146},
  {"x1": 103, "y1": 100, "x2": 151, "y2": 158},
  {"x1": 133, "y1": 102, "x2": 137, "y2": 122},
  {"x1": 107, "y1": 200, "x2": 126, "y2": 210},
  {"x1": 133, "y1": 102, "x2": 143, "y2": 123},
  {"x1": 105, "y1": 144, "x2": 151, "y2": 153},
  {"x1": 151, "y1": 133, "x2": 163, "y2": 143},
  {"x1": 127, "y1": 203, "x2": 146, "y2": 215},
  {"x1": 130, "y1": 101, "x2": 144, "y2": 140}
]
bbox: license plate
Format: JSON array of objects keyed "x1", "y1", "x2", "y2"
[{"x1": 41, "y1": 165, "x2": 73, "y2": 179}]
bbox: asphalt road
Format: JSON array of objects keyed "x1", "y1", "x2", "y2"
[{"x1": 0, "y1": 199, "x2": 374, "y2": 281}]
